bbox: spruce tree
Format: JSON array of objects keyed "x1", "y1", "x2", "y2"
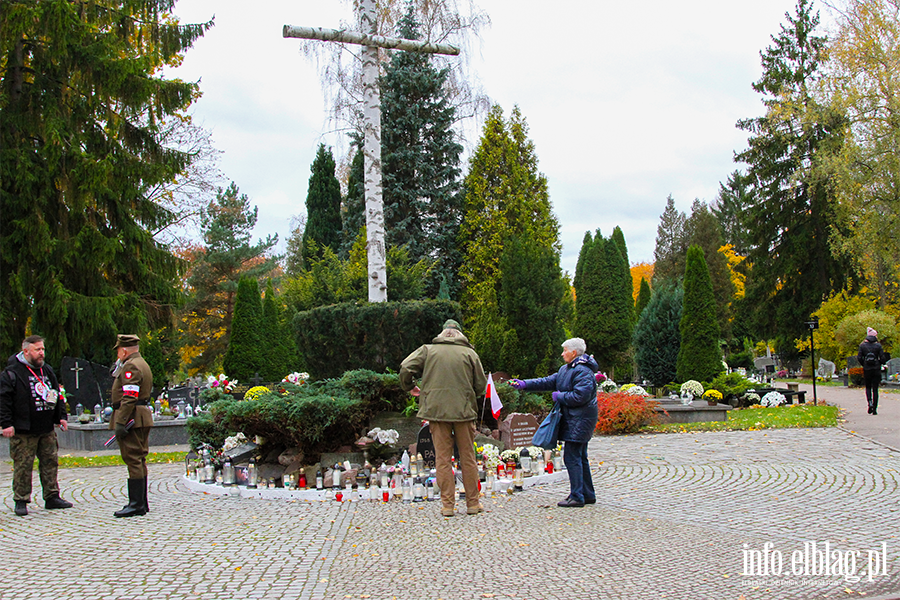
[
  {"x1": 459, "y1": 105, "x2": 562, "y2": 372},
  {"x1": 179, "y1": 183, "x2": 278, "y2": 374},
  {"x1": 223, "y1": 277, "x2": 263, "y2": 381},
  {"x1": 652, "y1": 195, "x2": 687, "y2": 287},
  {"x1": 302, "y1": 144, "x2": 343, "y2": 266},
  {"x1": 0, "y1": 1, "x2": 211, "y2": 360},
  {"x1": 573, "y1": 230, "x2": 593, "y2": 293},
  {"x1": 633, "y1": 283, "x2": 683, "y2": 386},
  {"x1": 381, "y1": 5, "x2": 463, "y2": 297},
  {"x1": 711, "y1": 171, "x2": 753, "y2": 255},
  {"x1": 676, "y1": 246, "x2": 723, "y2": 383},
  {"x1": 736, "y1": 0, "x2": 850, "y2": 345}
]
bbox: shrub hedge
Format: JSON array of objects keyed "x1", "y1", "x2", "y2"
[
  {"x1": 595, "y1": 392, "x2": 663, "y2": 434},
  {"x1": 293, "y1": 299, "x2": 462, "y2": 379}
]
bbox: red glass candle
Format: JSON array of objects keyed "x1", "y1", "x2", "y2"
[
  {"x1": 298, "y1": 472, "x2": 307, "y2": 489},
  {"x1": 335, "y1": 491, "x2": 343, "y2": 502},
  {"x1": 497, "y1": 463, "x2": 506, "y2": 478},
  {"x1": 382, "y1": 490, "x2": 390, "y2": 502},
  {"x1": 546, "y1": 461, "x2": 554, "y2": 474}
]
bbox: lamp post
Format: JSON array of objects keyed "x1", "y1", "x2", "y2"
[{"x1": 807, "y1": 319, "x2": 819, "y2": 405}]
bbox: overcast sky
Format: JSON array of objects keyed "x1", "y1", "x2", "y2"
[{"x1": 168, "y1": 0, "x2": 819, "y2": 275}]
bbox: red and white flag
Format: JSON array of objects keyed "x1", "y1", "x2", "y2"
[{"x1": 486, "y1": 373, "x2": 502, "y2": 420}]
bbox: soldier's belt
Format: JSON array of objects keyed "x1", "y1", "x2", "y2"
[{"x1": 112, "y1": 401, "x2": 148, "y2": 410}]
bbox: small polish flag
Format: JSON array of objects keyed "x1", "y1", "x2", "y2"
[{"x1": 486, "y1": 373, "x2": 503, "y2": 420}]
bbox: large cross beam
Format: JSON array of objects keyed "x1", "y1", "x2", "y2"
[{"x1": 284, "y1": 0, "x2": 459, "y2": 302}]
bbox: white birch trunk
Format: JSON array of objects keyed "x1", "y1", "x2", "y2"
[{"x1": 361, "y1": 0, "x2": 388, "y2": 302}]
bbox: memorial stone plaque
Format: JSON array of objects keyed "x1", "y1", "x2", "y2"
[
  {"x1": 90, "y1": 361, "x2": 115, "y2": 404},
  {"x1": 886, "y1": 357, "x2": 900, "y2": 377},
  {"x1": 60, "y1": 357, "x2": 103, "y2": 413},
  {"x1": 499, "y1": 413, "x2": 540, "y2": 450},
  {"x1": 416, "y1": 425, "x2": 436, "y2": 468}
]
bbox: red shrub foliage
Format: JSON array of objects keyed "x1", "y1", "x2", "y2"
[{"x1": 595, "y1": 392, "x2": 664, "y2": 435}]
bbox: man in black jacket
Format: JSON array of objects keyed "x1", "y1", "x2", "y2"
[
  {"x1": 0, "y1": 335, "x2": 73, "y2": 516},
  {"x1": 857, "y1": 327, "x2": 886, "y2": 415}
]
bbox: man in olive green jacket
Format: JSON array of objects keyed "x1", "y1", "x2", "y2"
[{"x1": 400, "y1": 320, "x2": 488, "y2": 517}]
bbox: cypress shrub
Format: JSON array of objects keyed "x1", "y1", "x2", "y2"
[
  {"x1": 633, "y1": 283, "x2": 683, "y2": 386},
  {"x1": 223, "y1": 277, "x2": 263, "y2": 381},
  {"x1": 676, "y1": 245, "x2": 723, "y2": 382}
]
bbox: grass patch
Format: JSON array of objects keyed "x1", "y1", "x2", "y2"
[
  {"x1": 641, "y1": 404, "x2": 840, "y2": 434},
  {"x1": 779, "y1": 378, "x2": 845, "y2": 387},
  {"x1": 50, "y1": 451, "x2": 187, "y2": 470}
]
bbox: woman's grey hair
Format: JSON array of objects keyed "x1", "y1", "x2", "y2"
[{"x1": 562, "y1": 338, "x2": 586, "y2": 356}]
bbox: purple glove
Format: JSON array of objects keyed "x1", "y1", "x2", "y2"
[
  {"x1": 509, "y1": 378, "x2": 526, "y2": 390},
  {"x1": 552, "y1": 391, "x2": 562, "y2": 403}
]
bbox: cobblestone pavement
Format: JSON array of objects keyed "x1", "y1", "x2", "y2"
[{"x1": 2, "y1": 428, "x2": 899, "y2": 600}]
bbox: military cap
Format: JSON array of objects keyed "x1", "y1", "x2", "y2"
[{"x1": 113, "y1": 334, "x2": 141, "y2": 349}]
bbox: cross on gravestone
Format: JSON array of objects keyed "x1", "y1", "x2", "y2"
[
  {"x1": 251, "y1": 372, "x2": 262, "y2": 387},
  {"x1": 283, "y1": 0, "x2": 460, "y2": 302},
  {"x1": 69, "y1": 361, "x2": 84, "y2": 389}
]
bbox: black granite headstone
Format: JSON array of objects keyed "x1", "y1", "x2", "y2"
[
  {"x1": 60, "y1": 357, "x2": 103, "y2": 413},
  {"x1": 416, "y1": 425, "x2": 435, "y2": 468},
  {"x1": 90, "y1": 361, "x2": 115, "y2": 405}
]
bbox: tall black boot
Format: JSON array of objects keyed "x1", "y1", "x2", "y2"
[
  {"x1": 114, "y1": 478, "x2": 147, "y2": 518},
  {"x1": 143, "y1": 476, "x2": 149, "y2": 513}
]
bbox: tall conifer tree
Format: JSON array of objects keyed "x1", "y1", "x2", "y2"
[
  {"x1": 634, "y1": 283, "x2": 683, "y2": 386},
  {"x1": 179, "y1": 183, "x2": 277, "y2": 374},
  {"x1": 652, "y1": 195, "x2": 687, "y2": 287},
  {"x1": 0, "y1": 1, "x2": 212, "y2": 360},
  {"x1": 676, "y1": 246, "x2": 723, "y2": 383},
  {"x1": 459, "y1": 105, "x2": 562, "y2": 372},
  {"x1": 736, "y1": 0, "x2": 850, "y2": 346},
  {"x1": 302, "y1": 144, "x2": 343, "y2": 266},
  {"x1": 224, "y1": 277, "x2": 263, "y2": 381},
  {"x1": 381, "y1": 4, "x2": 463, "y2": 297}
]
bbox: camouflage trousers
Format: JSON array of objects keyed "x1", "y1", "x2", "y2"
[{"x1": 9, "y1": 430, "x2": 60, "y2": 503}]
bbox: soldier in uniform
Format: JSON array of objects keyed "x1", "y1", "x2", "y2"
[{"x1": 109, "y1": 334, "x2": 154, "y2": 518}]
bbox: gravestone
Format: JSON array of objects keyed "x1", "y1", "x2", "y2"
[
  {"x1": 89, "y1": 361, "x2": 115, "y2": 404},
  {"x1": 817, "y1": 358, "x2": 836, "y2": 379},
  {"x1": 499, "y1": 413, "x2": 540, "y2": 450},
  {"x1": 60, "y1": 357, "x2": 103, "y2": 413},
  {"x1": 753, "y1": 357, "x2": 775, "y2": 374},
  {"x1": 416, "y1": 425, "x2": 436, "y2": 468},
  {"x1": 168, "y1": 385, "x2": 197, "y2": 408},
  {"x1": 886, "y1": 358, "x2": 900, "y2": 377}
]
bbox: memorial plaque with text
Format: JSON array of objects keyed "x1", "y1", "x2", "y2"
[
  {"x1": 416, "y1": 425, "x2": 435, "y2": 468},
  {"x1": 500, "y1": 413, "x2": 540, "y2": 449}
]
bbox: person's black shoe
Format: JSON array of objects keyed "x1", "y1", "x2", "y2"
[
  {"x1": 14, "y1": 501, "x2": 27, "y2": 516},
  {"x1": 872, "y1": 410, "x2": 877, "y2": 415},
  {"x1": 557, "y1": 498, "x2": 584, "y2": 507},
  {"x1": 45, "y1": 496, "x2": 73, "y2": 509},
  {"x1": 584, "y1": 497, "x2": 596, "y2": 504}
]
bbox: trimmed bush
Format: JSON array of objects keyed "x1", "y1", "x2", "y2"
[
  {"x1": 595, "y1": 392, "x2": 663, "y2": 434},
  {"x1": 293, "y1": 299, "x2": 461, "y2": 379},
  {"x1": 186, "y1": 369, "x2": 408, "y2": 461}
]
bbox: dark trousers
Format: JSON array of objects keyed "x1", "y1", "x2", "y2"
[
  {"x1": 563, "y1": 441, "x2": 595, "y2": 503},
  {"x1": 10, "y1": 430, "x2": 60, "y2": 502},
  {"x1": 864, "y1": 369, "x2": 880, "y2": 411},
  {"x1": 119, "y1": 426, "x2": 150, "y2": 478}
]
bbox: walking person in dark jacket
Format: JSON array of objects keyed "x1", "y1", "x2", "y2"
[
  {"x1": 857, "y1": 327, "x2": 886, "y2": 415},
  {"x1": 509, "y1": 338, "x2": 599, "y2": 507},
  {"x1": 0, "y1": 335, "x2": 73, "y2": 516}
]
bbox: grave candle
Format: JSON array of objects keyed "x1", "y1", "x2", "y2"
[
  {"x1": 315, "y1": 467, "x2": 324, "y2": 490},
  {"x1": 413, "y1": 477, "x2": 424, "y2": 502},
  {"x1": 485, "y1": 470, "x2": 495, "y2": 495},
  {"x1": 519, "y1": 448, "x2": 531, "y2": 475},
  {"x1": 514, "y1": 465, "x2": 524, "y2": 491},
  {"x1": 222, "y1": 458, "x2": 235, "y2": 486},
  {"x1": 247, "y1": 458, "x2": 258, "y2": 489},
  {"x1": 332, "y1": 464, "x2": 342, "y2": 488},
  {"x1": 298, "y1": 471, "x2": 307, "y2": 489}
]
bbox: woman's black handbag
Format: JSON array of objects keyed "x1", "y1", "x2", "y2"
[{"x1": 532, "y1": 404, "x2": 562, "y2": 449}]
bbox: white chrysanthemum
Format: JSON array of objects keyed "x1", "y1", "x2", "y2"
[{"x1": 761, "y1": 391, "x2": 786, "y2": 407}]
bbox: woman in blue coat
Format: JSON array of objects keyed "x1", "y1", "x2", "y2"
[{"x1": 510, "y1": 338, "x2": 599, "y2": 507}]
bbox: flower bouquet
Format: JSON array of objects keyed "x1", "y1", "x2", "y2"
[
  {"x1": 361, "y1": 427, "x2": 400, "y2": 463},
  {"x1": 680, "y1": 380, "x2": 704, "y2": 403}
]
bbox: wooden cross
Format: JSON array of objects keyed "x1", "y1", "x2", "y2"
[
  {"x1": 69, "y1": 361, "x2": 84, "y2": 390},
  {"x1": 284, "y1": 0, "x2": 459, "y2": 302}
]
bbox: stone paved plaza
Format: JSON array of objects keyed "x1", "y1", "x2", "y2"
[{"x1": 2, "y1": 427, "x2": 899, "y2": 600}]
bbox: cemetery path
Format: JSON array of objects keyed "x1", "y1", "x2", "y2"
[
  {"x1": 795, "y1": 382, "x2": 900, "y2": 451},
  {"x1": 2, "y1": 428, "x2": 899, "y2": 600}
]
